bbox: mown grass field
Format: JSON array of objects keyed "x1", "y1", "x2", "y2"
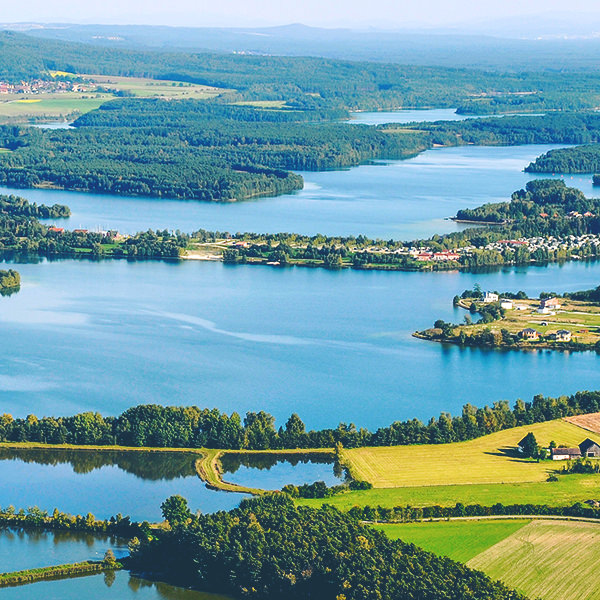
[
  {"x1": 343, "y1": 419, "x2": 586, "y2": 488},
  {"x1": 468, "y1": 520, "x2": 600, "y2": 600},
  {"x1": 298, "y1": 473, "x2": 600, "y2": 509},
  {"x1": 374, "y1": 519, "x2": 530, "y2": 562}
]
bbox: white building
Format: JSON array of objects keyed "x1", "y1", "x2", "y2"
[{"x1": 483, "y1": 292, "x2": 499, "y2": 303}]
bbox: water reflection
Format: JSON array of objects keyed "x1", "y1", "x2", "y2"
[
  {"x1": 219, "y1": 452, "x2": 344, "y2": 490},
  {"x1": 0, "y1": 447, "x2": 199, "y2": 480}
]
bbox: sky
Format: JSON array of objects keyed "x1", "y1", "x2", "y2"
[{"x1": 1, "y1": 0, "x2": 599, "y2": 30}]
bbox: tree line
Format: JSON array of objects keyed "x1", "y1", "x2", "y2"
[
  {"x1": 3, "y1": 390, "x2": 600, "y2": 450},
  {"x1": 346, "y1": 500, "x2": 600, "y2": 523}
]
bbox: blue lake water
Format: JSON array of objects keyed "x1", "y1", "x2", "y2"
[
  {"x1": 219, "y1": 453, "x2": 342, "y2": 490},
  {"x1": 0, "y1": 570, "x2": 226, "y2": 600},
  {"x1": 348, "y1": 108, "x2": 474, "y2": 125},
  {"x1": 1, "y1": 144, "x2": 580, "y2": 240},
  {"x1": 347, "y1": 109, "x2": 545, "y2": 126},
  {"x1": 0, "y1": 528, "x2": 128, "y2": 573},
  {"x1": 1, "y1": 257, "x2": 599, "y2": 431},
  {"x1": 0, "y1": 448, "x2": 245, "y2": 521}
]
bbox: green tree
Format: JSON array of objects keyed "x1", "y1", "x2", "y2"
[
  {"x1": 520, "y1": 432, "x2": 539, "y2": 458},
  {"x1": 160, "y1": 495, "x2": 192, "y2": 527}
]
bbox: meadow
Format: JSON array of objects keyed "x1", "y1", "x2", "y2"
[
  {"x1": 342, "y1": 419, "x2": 587, "y2": 488},
  {"x1": 298, "y1": 474, "x2": 600, "y2": 509},
  {"x1": 375, "y1": 518, "x2": 600, "y2": 600},
  {"x1": 468, "y1": 520, "x2": 600, "y2": 600},
  {"x1": 373, "y1": 519, "x2": 530, "y2": 562}
]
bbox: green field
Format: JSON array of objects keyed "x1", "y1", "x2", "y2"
[
  {"x1": 298, "y1": 473, "x2": 600, "y2": 509},
  {"x1": 0, "y1": 95, "x2": 110, "y2": 121},
  {"x1": 373, "y1": 519, "x2": 530, "y2": 562},
  {"x1": 343, "y1": 419, "x2": 586, "y2": 488},
  {"x1": 469, "y1": 520, "x2": 600, "y2": 600},
  {"x1": 375, "y1": 519, "x2": 600, "y2": 600}
]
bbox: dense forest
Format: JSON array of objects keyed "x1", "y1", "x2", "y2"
[
  {"x1": 454, "y1": 179, "x2": 597, "y2": 223},
  {"x1": 0, "y1": 99, "x2": 426, "y2": 201},
  {"x1": 129, "y1": 494, "x2": 526, "y2": 600},
  {"x1": 2, "y1": 390, "x2": 600, "y2": 450},
  {"x1": 525, "y1": 144, "x2": 600, "y2": 173}
]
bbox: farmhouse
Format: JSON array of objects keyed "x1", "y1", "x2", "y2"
[
  {"x1": 518, "y1": 328, "x2": 540, "y2": 340},
  {"x1": 483, "y1": 292, "x2": 499, "y2": 303},
  {"x1": 580, "y1": 438, "x2": 600, "y2": 457},
  {"x1": 551, "y1": 447, "x2": 582, "y2": 460},
  {"x1": 550, "y1": 438, "x2": 600, "y2": 460},
  {"x1": 500, "y1": 299, "x2": 514, "y2": 310}
]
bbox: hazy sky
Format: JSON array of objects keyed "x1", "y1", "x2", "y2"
[{"x1": 1, "y1": 0, "x2": 598, "y2": 29}]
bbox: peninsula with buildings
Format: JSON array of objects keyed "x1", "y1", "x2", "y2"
[{"x1": 415, "y1": 285, "x2": 600, "y2": 351}]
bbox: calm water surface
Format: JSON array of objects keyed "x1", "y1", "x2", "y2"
[
  {"x1": 0, "y1": 448, "x2": 245, "y2": 520},
  {"x1": 0, "y1": 144, "x2": 576, "y2": 239},
  {"x1": 219, "y1": 453, "x2": 342, "y2": 490},
  {"x1": 1, "y1": 258, "x2": 599, "y2": 430},
  {"x1": 0, "y1": 528, "x2": 127, "y2": 572},
  {"x1": 347, "y1": 108, "x2": 544, "y2": 125},
  {"x1": 0, "y1": 570, "x2": 226, "y2": 600}
]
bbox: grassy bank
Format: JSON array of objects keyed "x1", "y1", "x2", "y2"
[{"x1": 0, "y1": 560, "x2": 119, "y2": 588}]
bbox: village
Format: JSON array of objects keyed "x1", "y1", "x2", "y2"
[{"x1": 0, "y1": 78, "x2": 91, "y2": 95}]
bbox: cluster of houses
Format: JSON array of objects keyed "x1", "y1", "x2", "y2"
[
  {"x1": 517, "y1": 328, "x2": 572, "y2": 342},
  {"x1": 348, "y1": 233, "x2": 600, "y2": 264},
  {"x1": 519, "y1": 436, "x2": 600, "y2": 460},
  {"x1": 481, "y1": 291, "x2": 573, "y2": 342},
  {"x1": 0, "y1": 79, "x2": 89, "y2": 95}
]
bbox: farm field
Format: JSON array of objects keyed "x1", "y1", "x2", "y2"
[
  {"x1": 342, "y1": 419, "x2": 586, "y2": 488},
  {"x1": 469, "y1": 520, "x2": 600, "y2": 600},
  {"x1": 0, "y1": 95, "x2": 110, "y2": 122},
  {"x1": 84, "y1": 74, "x2": 228, "y2": 99},
  {"x1": 298, "y1": 473, "x2": 600, "y2": 509},
  {"x1": 565, "y1": 412, "x2": 600, "y2": 434},
  {"x1": 373, "y1": 519, "x2": 530, "y2": 562}
]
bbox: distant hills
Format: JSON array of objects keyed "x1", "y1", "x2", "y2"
[{"x1": 4, "y1": 22, "x2": 600, "y2": 71}]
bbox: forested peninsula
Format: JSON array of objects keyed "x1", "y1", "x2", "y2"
[{"x1": 525, "y1": 144, "x2": 600, "y2": 174}]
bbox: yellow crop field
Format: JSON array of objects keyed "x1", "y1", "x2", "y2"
[
  {"x1": 344, "y1": 419, "x2": 587, "y2": 487},
  {"x1": 468, "y1": 520, "x2": 600, "y2": 600}
]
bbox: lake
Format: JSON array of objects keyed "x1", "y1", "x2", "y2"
[
  {"x1": 347, "y1": 108, "x2": 545, "y2": 126},
  {"x1": 1, "y1": 257, "x2": 599, "y2": 432},
  {"x1": 0, "y1": 570, "x2": 227, "y2": 600},
  {"x1": 0, "y1": 144, "x2": 579, "y2": 240},
  {"x1": 0, "y1": 448, "x2": 245, "y2": 520}
]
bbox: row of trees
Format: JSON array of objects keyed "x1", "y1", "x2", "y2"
[
  {"x1": 345, "y1": 500, "x2": 600, "y2": 523},
  {"x1": 3, "y1": 390, "x2": 600, "y2": 450},
  {"x1": 0, "y1": 505, "x2": 146, "y2": 537},
  {"x1": 129, "y1": 494, "x2": 526, "y2": 600}
]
